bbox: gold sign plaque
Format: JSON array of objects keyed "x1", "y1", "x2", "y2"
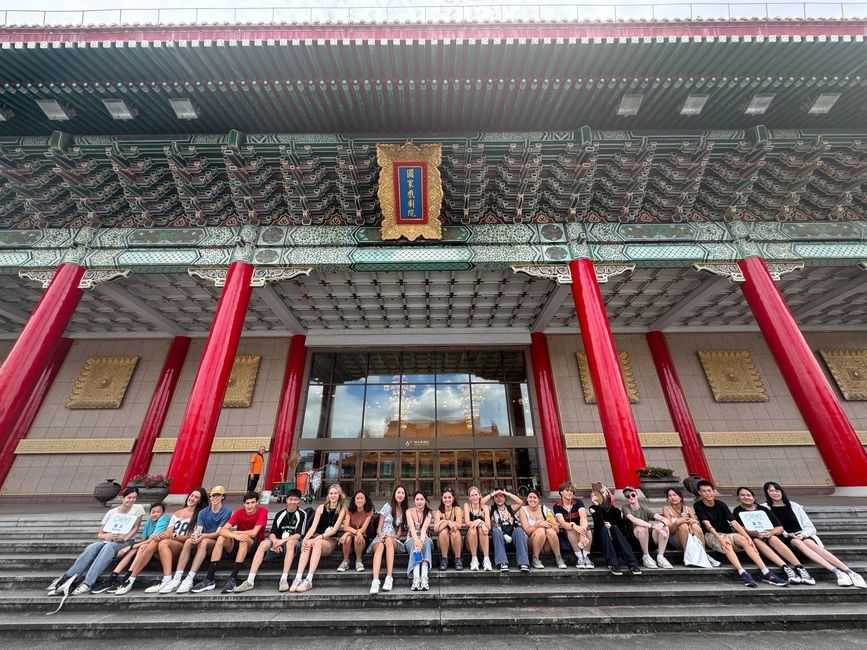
[
  {"x1": 819, "y1": 349, "x2": 867, "y2": 400},
  {"x1": 223, "y1": 355, "x2": 261, "y2": 408},
  {"x1": 575, "y1": 351, "x2": 639, "y2": 404},
  {"x1": 67, "y1": 356, "x2": 139, "y2": 409},
  {"x1": 376, "y1": 142, "x2": 443, "y2": 241},
  {"x1": 697, "y1": 350, "x2": 769, "y2": 403}
]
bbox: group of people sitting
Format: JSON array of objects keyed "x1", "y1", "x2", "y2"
[{"x1": 45, "y1": 478, "x2": 866, "y2": 605}]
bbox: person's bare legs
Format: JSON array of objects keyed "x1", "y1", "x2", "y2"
[
  {"x1": 751, "y1": 538, "x2": 786, "y2": 567},
  {"x1": 792, "y1": 538, "x2": 850, "y2": 572},
  {"x1": 652, "y1": 527, "x2": 670, "y2": 555},
  {"x1": 633, "y1": 527, "x2": 651, "y2": 556},
  {"x1": 466, "y1": 527, "x2": 479, "y2": 560},
  {"x1": 353, "y1": 535, "x2": 366, "y2": 563}
]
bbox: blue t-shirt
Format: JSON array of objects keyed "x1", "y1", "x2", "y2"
[
  {"x1": 142, "y1": 514, "x2": 170, "y2": 540},
  {"x1": 196, "y1": 505, "x2": 232, "y2": 533}
]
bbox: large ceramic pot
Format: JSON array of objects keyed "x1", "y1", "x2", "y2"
[
  {"x1": 132, "y1": 486, "x2": 170, "y2": 505},
  {"x1": 93, "y1": 479, "x2": 121, "y2": 507},
  {"x1": 638, "y1": 475, "x2": 681, "y2": 499}
]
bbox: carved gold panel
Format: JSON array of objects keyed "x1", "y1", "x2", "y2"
[
  {"x1": 152, "y1": 437, "x2": 271, "y2": 453},
  {"x1": 67, "y1": 356, "x2": 139, "y2": 409},
  {"x1": 819, "y1": 349, "x2": 867, "y2": 401},
  {"x1": 15, "y1": 438, "x2": 135, "y2": 454},
  {"x1": 223, "y1": 355, "x2": 261, "y2": 408},
  {"x1": 697, "y1": 350, "x2": 768, "y2": 403},
  {"x1": 575, "y1": 351, "x2": 639, "y2": 404},
  {"x1": 564, "y1": 432, "x2": 680, "y2": 448},
  {"x1": 377, "y1": 142, "x2": 443, "y2": 241}
]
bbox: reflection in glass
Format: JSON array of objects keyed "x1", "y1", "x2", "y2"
[
  {"x1": 477, "y1": 450, "x2": 494, "y2": 477},
  {"x1": 472, "y1": 383, "x2": 510, "y2": 437},
  {"x1": 439, "y1": 450, "x2": 456, "y2": 478},
  {"x1": 418, "y1": 452, "x2": 435, "y2": 478},
  {"x1": 328, "y1": 385, "x2": 364, "y2": 438},
  {"x1": 367, "y1": 352, "x2": 402, "y2": 383},
  {"x1": 403, "y1": 352, "x2": 436, "y2": 383},
  {"x1": 380, "y1": 452, "x2": 396, "y2": 479},
  {"x1": 508, "y1": 383, "x2": 534, "y2": 437},
  {"x1": 494, "y1": 450, "x2": 512, "y2": 476},
  {"x1": 300, "y1": 385, "x2": 328, "y2": 439},
  {"x1": 470, "y1": 351, "x2": 502, "y2": 382},
  {"x1": 362, "y1": 385, "x2": 400, "y2": 438},
  {"x1": 400, "y1": 452, "x2": 416, "y2": 482},
  {"x1": 400, "y1": 384, "x2": 436, "y2": 438},
  {"x1": 502, "y1": 351, "x2": 526, "y2": 383},
  {"x1": 456, "y1": 450, "x2": 473, "y2": 478},
  {"x1": 436, "y1": 351, "x2": 470, "y2": 383},
  {"x1": 435, "y1": 384, "x2": 472, "y2": 437},
  {"x1": 309, "y1": 354, "x2": 334, "y2": 384},
  {"x1": 362, "y1": 452, "x2": 378, "y2": 479},
  {"x1": 333, "y1": 353, "x2": 368, "y2": 384}
]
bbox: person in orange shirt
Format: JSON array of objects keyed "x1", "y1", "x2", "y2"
[{"x1": 247, "y1": 446, "x2": 266, "y2": 492}]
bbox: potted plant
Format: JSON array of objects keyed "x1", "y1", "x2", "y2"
[
  {"x1": 93, "y1": 479, "x2": 121, "y2": 507},
  {"x1": 636, "y1": 466, "x2": 681, "y2": 499},
  {"x1": 129, "y1": 473, "x2": 172, "y2": 504}
]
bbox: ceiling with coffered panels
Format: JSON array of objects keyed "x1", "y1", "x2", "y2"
[{"x1": 3, "y1": 264, "x2": 867, "y2": 338}]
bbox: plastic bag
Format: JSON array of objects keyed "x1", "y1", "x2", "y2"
[{"x1": 683, "y1": 532, "x2": 713, "y2": 568}]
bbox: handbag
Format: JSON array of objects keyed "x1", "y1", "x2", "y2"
[{"x1": 683, "y1": 532, "x2": 713, "y2": 568}]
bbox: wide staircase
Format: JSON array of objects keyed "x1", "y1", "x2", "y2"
[{"x1": 0, "y1": 503, "x2": 865, "y2": 640}]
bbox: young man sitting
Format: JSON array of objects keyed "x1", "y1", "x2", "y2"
[
  {"x1": 191, "y1": 491, "x2": 268, "y2": 593},
  {"x1": 693, "y1": 480, "x2": 788, "y2": 588},
  {"x1": 234, "y1": 488, "x2": 309, "y2": 593},
  {"x1": 163, "y1": 485, "x2": 232, "y2": 594}
]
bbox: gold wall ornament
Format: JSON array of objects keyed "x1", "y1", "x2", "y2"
[
  {"x1": 575, "y1": 351, "x2": 639, "y2": 404},
  {"x1": 15, "y1": 438, "x2": 136, "y2": 454},
  {"x1": 565, "y1": 432, "x2": 679, "y2": 448},
  {"x1": 66, "y1": 356, "x2": 139, "y2": 409},
  {"x1": 222, "y1": 355, "x2": 261, "y2": 408},
  {"x1": 697, "y1": 350, "x2": 769, "y2": 403},
  {"x1": 152, "y1": 437, "x2": 271, "y2": 453},
  {"x1": 819, "y1": 349, "x2": 867, "y2": 400},
  {"x1": 376, "y1": 142, "x2": 443, "y2": 241}
]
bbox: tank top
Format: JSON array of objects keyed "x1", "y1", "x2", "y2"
[
  {"x1": 407, "y1": 508, "x2": 428, "y2": 536},
  {"x1": 348, "y1": 510, "x2": 368, "y2": 532},
  {"x1": 315, "y1": 506, "x2": 341, "y2": 535},
  {"x1": 467, "y1": 505, "x2": 486, "y2": 522}
]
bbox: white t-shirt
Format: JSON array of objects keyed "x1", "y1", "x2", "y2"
[
  {"x1": 168, "y1": 513, "x2": 193, "y2": 538},
  {"x1": 101, "y1": 504, "x2": 145, "y2": 536}
]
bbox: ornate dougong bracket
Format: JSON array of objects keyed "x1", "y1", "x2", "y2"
[
  {"x1": 18, "y1": 268, "x2": 131, "y2": 289},
  {"x1": 511, "y1": 263, "x2": 634, "y2": 284},
  {"x1": 188, "y1": 266, "x2": 314, "y2": 287},
  {"x1": 693, "y1": 261, "x2": 804, "y2": 283}
]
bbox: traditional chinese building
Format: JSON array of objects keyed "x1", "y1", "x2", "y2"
[{"x1": 0, "y1": 6, "x2": 866, "y2": 500}]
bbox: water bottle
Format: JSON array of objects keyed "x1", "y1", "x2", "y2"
[{"x1": 413, "y1": 548, "x2": 422, "y2": 563}]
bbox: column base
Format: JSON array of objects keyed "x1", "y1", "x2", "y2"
[{"x1": 831, "y1": 486, "x2": 867, "y2": 497}]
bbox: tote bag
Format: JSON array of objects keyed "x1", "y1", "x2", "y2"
[{"x1": 683, "y1": 532, "x2": 713, "y2": 568}]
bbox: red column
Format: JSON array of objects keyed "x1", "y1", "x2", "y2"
[
  {"x1": 0, "y1": 337, "x2": 73, "y2": 489},
  {"x1": 646, "y1": 331, "x2": 714, "y2": 481},
  {"x1": 122, "y1": 336, "x2": 191, "y2": 487},
  {"x1": 738, "y1": 256, "x2": 867, "y2": 489},
  {"x1": 0, "y1": 263, "x2": 85, "y2": 439},
  {"x1": 264, "y1": 334, "x2": 308, "y2": 490},
  {"x1": 569, "y1": 258, "x2": 646, "y2": 488},
  {"x1": 529, "y1": 332, "x2": 569, "y2": 491},
  {"x1": 167, "y1": 262, "x2": 254, "y2": 494}
]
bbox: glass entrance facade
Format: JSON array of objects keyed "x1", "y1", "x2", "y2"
[{"x1": 296, "y1": 351, "x2": 541, "y2": 497}]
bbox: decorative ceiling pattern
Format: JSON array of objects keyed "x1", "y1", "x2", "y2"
[
  {"x1": 2, "y1": 264, "x2": 867, "y2": 336},
  {"x1": 0, "y1": 129, "x2": 864, "y2": 230}
]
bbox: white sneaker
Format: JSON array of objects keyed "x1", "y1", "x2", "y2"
[
  {"x1": 709, "y1": 557, "x2": 722, "y2": 568},
  {"x1": 469, "y1": 557, "x2": 480, "y2": 571},
  {"x1": 642, "y1": 555, "x2": 658, "y2": 569},
  {"x1": 582, "y1": 555, "x2": 595, "y2": 569},
  {"x1": 355, "y1": 560, "x2": 365, "y2": 572},
  {"x1": 420, "y1": 577, "x2": 429, "y2": 591},
  {"x1": 482, "y1": 557, "x2": 493, "y2": 571},
  {"x1": 113, "y1": 579, "x2": 133, "y2": 595},
  {"x1": 176, "y1": 577, "x2": 194, "y2": 594},
  {"x1": 531, "y1": 557, "x2": 544, "y2": 569},
  {"x1": 411, "y1": 577, "x2": 420, "y2": 591},
  {"x1": 369, "y1": 579, "x2": 380, "y2": 594},
  {"x1": 383, "y1": 576, "x2": 393, "y2": 591},
  {"x1": 72, "y1": 583, "x2": 90, "y2": 596},
  {"x1": 47, "y1": 575, "x2": 64, "y2": 592},
  {"x1": 850, "y1": 572, "x2": 866, "y2": 589},
  {"x1": 144, "y1": 581, "x2": 167, "y2": 594},
  {"x1": 837, "y1": 571, "x2": 853, "y2": 586},
  {"x1": 656, "y1": 555, "x2": 673, "y2": 569},
  {"x1": 336, "y1": 560, "x2": 349, "y2": 572},
  {"x1": 556, "y1": 557, "x2": 567, "y2": 569},
  {"x1": 159, "y1": 578, "x2": 181, "y2": 594}
]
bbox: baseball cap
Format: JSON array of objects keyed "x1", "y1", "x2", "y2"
[{"x1": 210, "y1": 485, "x2": 226, "y2": 495}]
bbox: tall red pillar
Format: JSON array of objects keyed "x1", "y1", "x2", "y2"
[
  {"x1": 0, "y1": 263, "x2": 85, "y2": 439},
  {"x1": 122, "y1": 336, "x2": 191, "y2": 487},
  {"x1": 529, "y1": 332, "x2": 569, "y2": 491},
  {"x1": 166, "y1": 262, "x2": 254, "y2": 494},
  {"x1": 646, "y1": 331, "x2": 714, "y2": 482},
  {"x1": 0, "y1": 337, "x2": 73, "y2": 488},
  {"x1": 569, "y1": 258, "x2": 646, "y2": 488},
  {"x1": 264, "y1": 334, "x2": 308, "y2": 490},
  {"x1": 739, "y1": 257, "x2": 867, "y2": 491}
]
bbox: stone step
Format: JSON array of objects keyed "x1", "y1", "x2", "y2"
[{"x1": 1, "y1": 601, "x2": 866, "y2": 640}]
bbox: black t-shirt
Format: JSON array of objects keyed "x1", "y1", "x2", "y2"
[
  {"x1": 732, "y1": 504, "x2": 781, "y2": 531},
  {"x1": 270, "y1": 508, "x2": 308, "y2": 538},
  {"x1": 588, "y1": 504, "x2": 626, "y2": 533},
  {"x1": 553, "y1": 499, "x2": 587, "y2": 526},
  {"x1": 693, "y1": 499, "x2": 735, "y2": 535},
  {"x1": 768, "y1": 504, "x2": 802, "y2": 534}
]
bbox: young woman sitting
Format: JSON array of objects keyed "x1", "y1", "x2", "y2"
[
  {"x1": 763, "y1": 481, "x2": 865, "y2": 588},
  {"x1": 291, "y1": 484, "x2": 346, "y2": 593},
  {"x1": 733, "y1": 486, "x2": 814, "y2": 585},
  {"x1": 369, "y1": 485, "x2": 407, "y2": 594},
  {"x1": 662, "y1": 486, "x2": 720, "y2": 567},
  {"x1": 484, "y1": 488, "x2": 530, "y2": 572},
  {"x1": 463, "y1": 486, "x2": 492, "y2": 571},
  {"x1": 337, "y1": 490, "x2": 374, "y2": 573},
  {"x1": 435, "y1": 488, "x2": 464, "y2": 570},
  {"x1": 406, "y1": 491, "x2": 434, "y2": 591},
  {"x1": 518, "y1": 489, "x2": 566, "y2": 569}
]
